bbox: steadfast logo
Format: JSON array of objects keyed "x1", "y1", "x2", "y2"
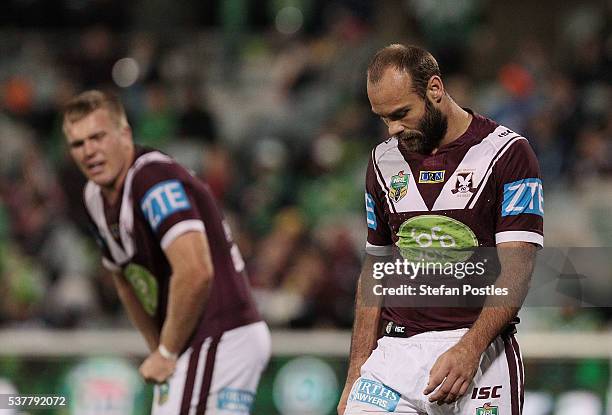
[
  {"x1": 349, "y1": 379, "x2": 399, "y2": 412},
  {"x1": 366, "y1": 193, "x2": 377, "y2": 230},
  {"x1": 502, "y1": 178, "x2": 543, "y2": 217},
  {"x1": 141, "y1": 180, "x2": 191, "y2": 229}
]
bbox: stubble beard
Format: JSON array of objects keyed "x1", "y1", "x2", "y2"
[{"x1": 397, "y1": 99, "x2": 448, "y2": 155}]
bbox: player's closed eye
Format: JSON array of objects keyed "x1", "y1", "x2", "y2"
[
  {"x1": 91, "y1": 131, "x2": 106, "y2": 141},
  {"x1": 389, "y1": 110, "x2": 408, "y2": 121}
]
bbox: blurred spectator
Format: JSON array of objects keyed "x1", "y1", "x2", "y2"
[
  {"x1": 178, "y1": 88, "x2": 219, "y2": 143},
  {"x1": 135, "y1": 83, "x2": 178, "y2": 148}
]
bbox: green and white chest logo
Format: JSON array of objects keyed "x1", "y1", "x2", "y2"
[
  {"x1": 389, "y1": 171, "x2": 409, "y2": 202},
  {"x1": 124, "y1": 263, "x2": 159, "y2": 316},
  {"x1": 396, "y1": 215, "x2": 478, "y2": 249}
]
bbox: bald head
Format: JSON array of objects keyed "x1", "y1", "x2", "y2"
[{"x1": 367, "y1": 44, "x2": 441, "y2": 99}]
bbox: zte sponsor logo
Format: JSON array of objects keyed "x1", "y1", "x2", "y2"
[
  {"x1": 471, "y1": 386, "x2": 502, "y2": 400},
  {"x1": 502, "y1": 178, "x2": 543, "y2": 217},
  {"x1": 141, "y1": 180, "x2": 191, "y2": 229}
]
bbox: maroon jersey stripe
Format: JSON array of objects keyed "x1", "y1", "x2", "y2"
[
  {"x1": 510, "y1": 335, "x2": 525, "y2": 412},
  {"x1": 196, "y1": 335, "x2": 221, "y2": 415},
  {"x1": 503, "y1": 335, "x2": 520, "y2": 415},
  {"x1": 180, "y1": 341, "x2": 204, "y2": 414}
]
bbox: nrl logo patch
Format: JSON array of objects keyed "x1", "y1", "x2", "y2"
[
  {"x1": 389, "y1": 171, "x2": 409, "y2": 202},
  {"x1": 476, "y1": 402, "x2": 498, "y2": 415},
  {"x1": 452, "y1": 171, "x2": 476, "y2": 195},
  {"x1": 158, "y1": 382, "x2": 170, "y2": 406}
]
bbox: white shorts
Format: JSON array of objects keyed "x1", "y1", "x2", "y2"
[
  {"x1": 152, "y1": 321, "x2": 271, "y2": 415},
  {"x1": 345, "y1": 328, "x2": 523, "y2": 415}
]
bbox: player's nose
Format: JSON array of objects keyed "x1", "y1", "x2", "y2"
[
  {"x1": 83, "y1": 139, "x2": 97, "y2": 157},
  {"x1": 388, "y1": 121, "x2": 404, "y2": 137}
]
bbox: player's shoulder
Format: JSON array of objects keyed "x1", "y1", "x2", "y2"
[
  {"x1": 132, "y1": 149, "x2": 179, "y2": 176},
  {"x1": 478, "y1": 119, "x2": 533, "y2": 154},
  {"x1": 485, "y1": 125, "x2": 540, "y2": 177},
  {"x1": 483, "y1": 123, "x2": 538, "y2": 165},
  {"x1": 130, "y1": 150, "x2": 191, "y2": 191}
]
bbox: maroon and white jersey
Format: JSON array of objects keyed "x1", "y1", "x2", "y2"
[
  {"x1": 84, "y1": 147, "x2": 260, "y2": 348},
  {"x1": 365, "y1": 111, "x2": 543, "y2": 335}
]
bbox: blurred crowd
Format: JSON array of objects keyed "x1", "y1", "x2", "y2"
[{"x1": 0, "y1": 0, "x2": 610, "y2": 331}]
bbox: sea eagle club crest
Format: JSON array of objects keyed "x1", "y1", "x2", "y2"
[{"x1": 389, "y1": 170, "x2": 409, "y2": 202}]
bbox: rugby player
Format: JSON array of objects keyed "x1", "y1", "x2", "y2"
[
  {"x1": 62, "y1": 90, "x2": 270, "y2": 414},
  {"x1": 338, "y1": 45, "x2": 543, "y2": 414}
]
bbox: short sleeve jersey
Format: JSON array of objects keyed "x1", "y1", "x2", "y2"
[
  {"x1": 85, "y1": 147, "x2": 260, "y2": 348},
  {"x1": 365, "y1": 111, "x2": 543, "y2": 335}
]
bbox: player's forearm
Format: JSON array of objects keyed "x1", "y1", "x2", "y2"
[
  {"x1": 159, "y1": 268, "x2": 212, "y2": 354},
  {"x1": 346, "y1": 305, "x2": 381, "y2": 382},
  {"x1": 459, "y1": 243, "x2": 535, "y2": 354},
  {"x1": 459, "y1": 305, "x2": 518, "y2": 354},
  {"x1": 113, "y1": 274, "x2": 160, "y2": 351}
]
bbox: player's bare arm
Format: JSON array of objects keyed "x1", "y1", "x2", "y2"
[
  {"x1": 112, "y1": 272, "x2": 160, "y2": 352},
  {"x1": 139, "y1": 230, "x2": 214, "y2": 383},
  {"x1": 424, "y1": 241, "x2": 536, "y2": 405},
  {"x1": 338, "y1": 254, "x2": 384, "y2": 415}
]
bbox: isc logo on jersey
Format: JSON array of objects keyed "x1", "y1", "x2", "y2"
[
  {"x1": 502, "y1": 178, "x2": 543, "y2": 217},
  {"x1": 141, "y1": 180, "x2": 191, "y2": 229}
]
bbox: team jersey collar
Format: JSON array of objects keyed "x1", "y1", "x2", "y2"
[{"x1": 395, "y1": 109, "x2": 493, "y2": 163}]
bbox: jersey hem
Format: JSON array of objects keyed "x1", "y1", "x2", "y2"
[
  {"x1": 495, "y1": 230, "x2": 543, "y2": 247},
  {"x1": 365, "y1": 242, "x2": 393, "y2": 256},
  {"x1": 160, "y1": 220, "x2": 206, "y2": 250}
]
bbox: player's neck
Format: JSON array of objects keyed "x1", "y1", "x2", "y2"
[
  {"x1": 102, "y1": 181, "x2": 125, "y2": 205},
  {"x1": 439, "y1": 100, "x2": 472, "y2": 148},
  {"x1": 101, "y1": 146, "x2": 135, "y2": 205}
]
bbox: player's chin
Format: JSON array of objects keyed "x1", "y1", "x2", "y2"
[
  {"x1": 89, "y1": 173, "x2": 113, "y2": 187},
  {"x1": 398, "y1": 132, "x2": 428, "y2": 153}
]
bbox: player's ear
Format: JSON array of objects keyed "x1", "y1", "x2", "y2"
[{"x1": 427, "y1": 76, "x2": 444, "y2": 104}]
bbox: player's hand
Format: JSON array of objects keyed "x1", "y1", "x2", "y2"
[
  {"x1": 139, "y1": 349, "x2": 177, "y2": 383},
  {"x1": 423, "y1": 342, "x2": 480, "y2": 405}
]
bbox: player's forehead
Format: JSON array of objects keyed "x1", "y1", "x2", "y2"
[
  {"x1": 64, "y1": 107, "x2": 115, "y2": 139},
  {"x1": 367, "y1": 67, "x2": 419, "y2": 115}
]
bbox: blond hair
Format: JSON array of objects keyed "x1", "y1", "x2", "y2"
[{"x1": 62, "y1": 90, "x2": 128, "y2": 133}]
